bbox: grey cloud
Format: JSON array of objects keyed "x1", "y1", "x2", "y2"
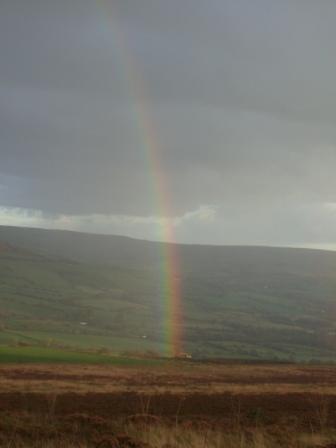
[{"x1": 1, "y1": 0, "x2": 336, "y2": 246}]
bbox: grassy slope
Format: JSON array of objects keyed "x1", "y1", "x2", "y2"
[
  {"x1": 0, "y1": 248, "x2": 168, "y2": 355},
  {"x1": 0, "y1": 226, "x2": 336, "y2": 360},
  {"x1": 0, "y1": 345, "x2": 163, "y2": 365}
]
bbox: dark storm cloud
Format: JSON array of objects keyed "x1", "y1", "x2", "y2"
[{"x1": 1, "y1": 0, "x2": 336, "y2": 245}]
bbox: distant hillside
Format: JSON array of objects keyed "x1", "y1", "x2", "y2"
[
  {"x1": 1, "y1": 225, "x2": 336, "y2": 361},
  {"x1": 1, "y1": 225, "x2": 336, "y2": 275}
]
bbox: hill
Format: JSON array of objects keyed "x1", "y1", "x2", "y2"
[{"x1": 0, "y1": 225, "x2": 336, "y2": 361}]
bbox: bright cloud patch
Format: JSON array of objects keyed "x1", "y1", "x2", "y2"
[
  {"x1": 2, "y1": 203, "x2": 336, "y2": 250},
  {"x1": 0, "y1": 205, "x2": 218, "y2": 242}
]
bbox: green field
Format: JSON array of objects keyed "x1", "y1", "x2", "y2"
[
  {"x1": 0, "y1": 345, "x2": 163, "y2": 365},
  {"x1": 1, "y1": 225, "x2": 336, "y2": 361}
]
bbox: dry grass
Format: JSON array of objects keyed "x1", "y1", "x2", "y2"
[
  {"x1": 1, "y1": 363, "x2": 336, "y2": 447},
  {"x1": 1, "y1": 363, "x2": 336, "y2": 395},
  {"x1": 0, "y1": 416, "x2": 336, "y2": 448}
]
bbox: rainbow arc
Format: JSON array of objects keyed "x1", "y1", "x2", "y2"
[{"x1": 97, "y1": 1, "x2": 183, "y2": 356}]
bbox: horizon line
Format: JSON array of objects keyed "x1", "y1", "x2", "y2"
[{"x1": 0, "y1": 223, "x2": 335, "y2": 253}]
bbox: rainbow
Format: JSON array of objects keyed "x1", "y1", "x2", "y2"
[{"x1": 96, "y1": 1, "x2": 183, "y2": 357}]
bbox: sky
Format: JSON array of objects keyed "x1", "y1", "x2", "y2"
[{"x1": 1, "y1": 0, "x2": 336, "y2": 248}]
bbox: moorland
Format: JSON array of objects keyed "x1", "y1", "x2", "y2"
[
  {"x1": 0, "y1": 360, "x2": 336, "y2": 447},
  {"x1": 1, "y1": 225, "x2": 336, "y2": 361},
  {"x1": 1, "y1": 226, "x2": 336, "y2": 446}
]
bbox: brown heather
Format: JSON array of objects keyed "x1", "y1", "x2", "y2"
[{"x1": 1, "y1": 362, "x2": 336, "y2": 447}]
